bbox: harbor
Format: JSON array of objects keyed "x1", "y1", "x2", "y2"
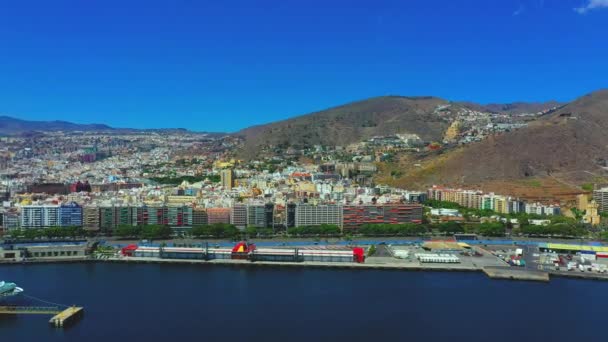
[
  {"x1": 0, "y1": 280, "x2": 84, "y2": 328},
  {"x1": 2, "y1": 262, "x2": 607, "y2": 341},
  {"x1": 5, "y1": 238, "x2": 608, "y2": 283}
]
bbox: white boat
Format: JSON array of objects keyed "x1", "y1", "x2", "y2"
[{"x1": 0, "y1": 281, "x2": 24, "y2": 299}]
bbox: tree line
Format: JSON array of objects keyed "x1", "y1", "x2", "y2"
[
  {"x1": 2, "y1": 221, "x2": 593, "y2": 241},
  {"x1": 5, "y1": 227, "x2": 88, "y2": 240}
]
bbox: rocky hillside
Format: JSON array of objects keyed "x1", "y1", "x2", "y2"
[
  {"x1": 236, "y1": 96, "x2": 458, "y2": 158},
  {"x1": 381, "y1": 89, "x2": 608, "y2": 190}
]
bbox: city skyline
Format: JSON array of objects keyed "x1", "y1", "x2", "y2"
[{"x1": 1, "y1": 0, "x2": 607, "y2": 131}]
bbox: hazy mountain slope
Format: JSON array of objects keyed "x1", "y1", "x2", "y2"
[
  {"x1": 0, "y1": 116, "x2": 112, "y2": 135},
  {"x1": 237, "y1": 96, "x2": 454, "y2": 158}
]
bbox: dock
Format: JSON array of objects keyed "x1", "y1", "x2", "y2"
[
  {"x1": 49, "y1": 306, "x2": 84, "y2": 327},
  {"x1": 0, "y1": 306, "x2": 60, "y2": 315},
  {"x1": 483, "y1": 266, "x2": 550, "y2": 282},
  {"x1": 0, "y1": 305, "x2": 84, "y2": 328}
]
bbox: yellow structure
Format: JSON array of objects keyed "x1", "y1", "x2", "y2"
[
  {"x1": 443, "y1": 121, "x2": 460, "y2": 142},
  {"x1": 166, "y1": 195, "x2": 197, "y2": 204},
  {"x1": 214, "y1": 159, "x2": 240, "y2": 169},
  {"x1": 583, "y1": 200, "x2": 601, "y2": 226},
  {"x1": 493, "y1": 196, "x2": 509, "y2": 214},
  {"x1": 220, "y1": 169, "x2": 235, "y2": 189},
  {"x1": 577, "y1": 194, "x2": 589, "y2": 211}
]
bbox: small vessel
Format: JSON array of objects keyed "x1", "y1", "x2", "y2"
[{"x1": 0, "y1": 281, "x2": 24, "y2": 299}]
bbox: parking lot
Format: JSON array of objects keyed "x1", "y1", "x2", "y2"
[{"x1": 364, "y1": 243, "x2": 508, "y2": 270}]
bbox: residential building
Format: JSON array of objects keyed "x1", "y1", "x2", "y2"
[
  {"x1": 167, "y1": 205, "x2": 192, "y2": 227},
  {"x1": 206, "y1": 208, "x2": 231, "y2": 224},
  {"x1": 231, "y1": 204, "x2": 247, "y2": 229},
  {"x1": 83, "y1": 206, "x2": 100, "y2": 230},
  {"x1": 192, "y1": 208, "x2": 208, "y2": 226},
  {"x1": 294, "y1": 204, "x2": 343, "y2": 228},
  {"x1": 286, "y1": 203, "x2": 296, "y2": 228},
  {"x1": 59, "y1": 202, "x2": 82, "y2": 227},
  {"x1": 342, "y1": 204, "x2": 423, "y2": 231},
  {"x1": 247, "y1": 204, "x2": 267, "y2": 228},
  {"x1": 583, "y1": 200, "x2": 601, "y2": 226},
  {"x1": 21, "y1": 205, "x2": 60, "y2": 228},
  {"x1": 593, "y1": 188, "x2": 608, "y2": 212}
]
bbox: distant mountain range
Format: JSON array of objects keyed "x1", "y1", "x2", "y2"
[{"x1": 0, "y1": 116, "x2": 213, "y2": 136}]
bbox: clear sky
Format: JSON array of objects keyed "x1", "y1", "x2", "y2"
[{"x1": 0, "y1": 0, "x2": 607, "y2": 132}]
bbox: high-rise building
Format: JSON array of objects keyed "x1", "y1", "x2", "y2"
[
  {"x1": 593, "y1": 188, "x2": 608, "y2": 213},
  {"x1": 493, "y1": 196, "x2": 509, "y2": 214},
  {"x1": 59, "y1": 202, "x2": 82, "y2": 227},
  {"x1": 577, "y1": 194, "x2": 589, "y2": 211},
  {"x1": 264, "y1": 203, "x2": 274, "y2": 229},
  {"x1": 286, "y1": 203, "x2": 296, "y2": 228},
  {"x1": 342, "y1": 204, "x2": 423, "y2": 231},
  {"x1": 21, "y1": 205, "x2": 61, "y2": 228},
  {"x1": 295, "y1": 204, "x2": 343, "y2": 228},
  {"x1": 247, "y1": 204, "x2": 266, "y2": 228},
  {"x1": 144, "y1": 206, "x2": 169, "y2": 226},
  {"x1": 231, "y1": 204, "x2": 247, "y2": 229},
  {"x1": 192, "y1": 208, "x2": 208, "y2": 226},
  {"x1": 245, "y1": 204, "x2": 274, "y2": 228},
  {"x1": 221, "y1": 169, "x2": 235, "y2": 190},
  {"x1": 99, "y1": 206, "x2": 134, "y2": 232},
  {"x1": 3, "y1": 212, "x2": 20, "y2": 231},
  {"x1": 207, "y1": 208, "x2": 231, "y2": 224},
  {"x1": 167, "y1": 205, "x2": 192, "y2": 227},
  {"x1": 83, "y1": 206, "x2": 100, "y2": 230}
]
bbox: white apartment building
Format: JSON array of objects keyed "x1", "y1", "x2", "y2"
[
  {"x1": 21, "y1": 205, "x2": 60, "y2": 228},
  {"x1": 295, "y1": 204, "x2": 343, "y2": 228}
]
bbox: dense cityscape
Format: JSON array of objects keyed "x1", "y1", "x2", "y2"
[{"x1": 2, "y1": 0, "x2": 608, "y2": 340}]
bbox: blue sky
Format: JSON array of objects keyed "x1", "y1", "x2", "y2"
[{"x1": 0, "y1": 0, "x2": 607, "y2": 132}]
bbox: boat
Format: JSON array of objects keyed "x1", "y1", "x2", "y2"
[{"x1": 0, "y1": 281, "x2": 24, "y2": 300}]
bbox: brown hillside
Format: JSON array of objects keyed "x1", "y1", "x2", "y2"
[
  {"x1": 382, "y1": 89, "x2": 608, "y2": 192},
  {"x1": 236, "y1": 96, "x2": 452, "y2": 158}
]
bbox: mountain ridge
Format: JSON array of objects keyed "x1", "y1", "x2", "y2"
[
  {"x1": 0, "y1": 115, "x2": 216, "y2": 135},
  {"x1": 378, "y1": 89, "x2": 608, "y2": 192}
]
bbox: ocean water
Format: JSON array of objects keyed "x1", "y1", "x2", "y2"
[{"x1": 1, "y1": 263, "x2": 606, "y2": 341}]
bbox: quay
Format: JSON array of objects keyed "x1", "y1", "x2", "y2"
[
  {"x1": 0, "y1": 305, "x2": 84, "y2": 328},
  {"x1": 49, "y1": 306, "x2": 84, "y2": 328},
  {"x1": 483, "y1": 266, "x2": 550, "y2": 282}
]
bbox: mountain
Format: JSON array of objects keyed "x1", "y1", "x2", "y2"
[
  {"x1": 0, "y1": 116, "x2": 218, "y2": 136},
  {"x1": 380, "y1": 89, "x2": 608, "y2": 196},
  {"x1": 0, "y1": 116, "x2": 112, "y2": 135},
  {"x1": 237, "y1": 96, "x2": 455, "y2": 158},
  {"x1": 235, "y1": 95, "x2": 564, "y2": 159}
]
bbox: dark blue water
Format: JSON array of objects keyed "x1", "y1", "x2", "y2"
[{"x1": 1, "y1": 263, "x2": 607, "y2": 341}]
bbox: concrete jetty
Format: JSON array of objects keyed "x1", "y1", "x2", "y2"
[
  {"x1": 483, "y1": 267, "x2": 549, "y2": 282},
  {"x1": 49, "y1": 306, "x2": 84, "y2": 328}
]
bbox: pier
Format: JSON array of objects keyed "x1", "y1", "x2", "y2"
[
  {"x1": 0, "y1": 293, "x2": 84, "y2": 328},
  {"x1": 49, "y1": 306, "x2": 84, "y2": 328},
  {"x1": 483, "y1": 266, "x2": 550, "y2": 282}
]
